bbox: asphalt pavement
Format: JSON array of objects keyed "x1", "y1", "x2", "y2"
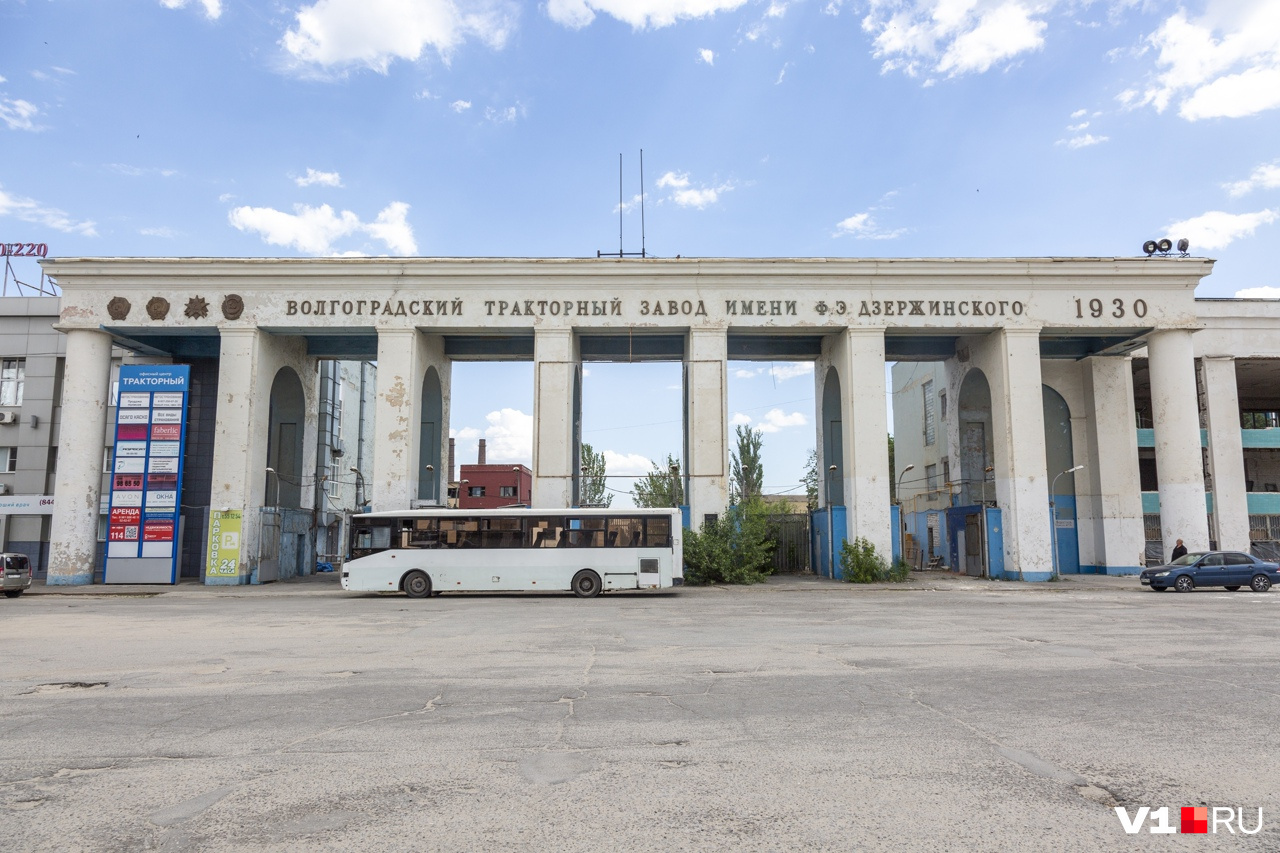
[{"x1": 2, "y1": 572, "x2": 1277, "y2": 852}]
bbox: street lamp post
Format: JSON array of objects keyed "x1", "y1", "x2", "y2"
[
  {"x1": 264, "y1": 467, "x2": 279, "y2": 509},
  {"x1": 896, "y1": 464, "x2": 915, "y2": 567},
  {"x1": 1050, "y1": 464, "x2": 1085, "y2": 580}
]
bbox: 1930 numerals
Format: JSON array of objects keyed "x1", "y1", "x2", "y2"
[{"x1": 1075, "y1": 297, "x2": 1147, "y2": 319}]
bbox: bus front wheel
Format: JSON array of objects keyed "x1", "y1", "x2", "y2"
[
  {"x1": 403, "y1": 571, "x2": 432, "y2": 599},
  {"x1": 572, "y1": 569, "x2": 602, "y2": 599}
]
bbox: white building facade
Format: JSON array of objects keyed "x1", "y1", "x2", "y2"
[{"x1": 37, "y1": 255, "x2": 1221, "y2": 584}]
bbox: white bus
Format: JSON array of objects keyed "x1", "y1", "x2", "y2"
[{"x1": 341, "y1": 507, "x2": 683, "y2": 598}]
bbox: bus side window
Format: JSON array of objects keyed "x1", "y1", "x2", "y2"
[
  {"x1": 354, "y1": 528, "x2": 373, "y2": 550},
  {"x1": 371, "y1": 525, "x2": 391, "y2": 551}
]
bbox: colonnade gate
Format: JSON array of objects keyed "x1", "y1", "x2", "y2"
[{"x1": 42, "y1": 256, "x2": 1214, "y2": 585}]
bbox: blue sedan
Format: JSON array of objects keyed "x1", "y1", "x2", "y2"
[{"x1": 1140, "y1": 551, "x2": 1279, "y2": 593}]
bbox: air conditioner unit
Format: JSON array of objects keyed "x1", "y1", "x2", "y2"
[
  {"x1": 0, "y1": 484, "x2": 9, "y2": 495},
  {"x1": 0, "y1": 411, "x2": 17, "y2": 425}
]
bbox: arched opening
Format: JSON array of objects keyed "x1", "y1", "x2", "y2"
[
  {"x1": 267, "y1": 366, "x2": 305, "y2": 509},
  {"x1": 1044, "y1": 384, "x2": 1080, "y2": 574},
  {"x1": 418, "y1": 366, "x2": 443, "y2": 503},
  {"x1": 820, "y1": 367, "x2": 844, "y2": 506},
  {"x1": 957, "y1": 369, "x2": 994, "y2": 507}
]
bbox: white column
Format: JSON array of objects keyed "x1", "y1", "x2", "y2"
[
  {"x1": 371, "y1": 329, "x2": 435, "y2": 512},
  {"x1": 1083, "y1": 356, "x2": 1145, "y2": 573},
  {"x1": 1201, "y1": 356, "x2": 1249, "y2": 551},
  {"x1": 836, "y1": 328, "x2": 891, "y2": 556},
  {"x1": 532, "y1": 329, "x2": 579, "y2": 508},
  {"x1": 978, "y1": 329, "x2": 1053, "y2": 579},
  {"x1": 1147, "y1": 329, "x2": 1209, "y2": 557},
  {"x1": 47, "y1": 329, "x2": 113, "y2": 585},
  {"x1": 684, "y1": 329, "x2": 729, "y2": 526},
  {"x1": 209, "y1": 329, "x2": 310, "y2": 582}
]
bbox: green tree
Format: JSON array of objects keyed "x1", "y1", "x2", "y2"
[
  {"x1": 730, "y1": 424, "x2": 764, "y2": 504},
  {"x1": 634, "y1": 454, "x2": 684, "y2": 508},
  {"x1": 579, "y1": 442, "x2": 612, "y2": 508},
  {"x1": 682, "y1": 497, "x2": 775, "y2": 585},
  {"x1": 802, "y1": 448, "x2": 818, "y2": 511}
]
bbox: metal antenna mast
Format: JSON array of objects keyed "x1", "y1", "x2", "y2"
[{"x1": 598, "y1": 150, "x2": 647, "y2": 259}]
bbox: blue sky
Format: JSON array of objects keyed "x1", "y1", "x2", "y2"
[{"x1": 3, "y1": 0, "x2": 1279, "y2": 504}]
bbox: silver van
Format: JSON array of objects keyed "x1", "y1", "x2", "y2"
[{"x1": 2, "y1": 553, "x2": 32, "y2": 597}]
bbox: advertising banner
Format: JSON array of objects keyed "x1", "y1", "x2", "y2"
[
  {"x1": 206, "y1": 510, "x2": 243, "y2": 578},
  {"x1": 104, "y1": 365, "x2": 190, "y2": 584}
]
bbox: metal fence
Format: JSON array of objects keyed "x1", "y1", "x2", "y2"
[{"x1": 766, "y1": 513, "x2": 810, "y2": 573}]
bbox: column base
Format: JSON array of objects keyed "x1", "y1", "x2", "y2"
[
  {"x1": 45, "y1": 571, "x2": 94, "y2": 586},
  {"x1": 205, "y1": 573, "x2": 253, "y2": 586}
]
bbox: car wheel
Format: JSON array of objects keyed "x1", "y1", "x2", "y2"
[
  {"x1": 1150, "y1": 586, "x2": 1167, "y2": 592},
  {"x1": 3, "y1": 589, "x2": 22, "y2": 598},
  {"x1": 1224, "y1": 585, "x2": 1241, "y2": 591},
  {"x1": 1250, "y1": 574, "x2": 1272, "y2": 593},
  {"x1": 1174, "y1": 575, "x2": 1195, "y2": 593},
  {"x1": 403, "y1": 571, "x2": 432, "y2": 598},
  {"x1": 571, "y1": 569, "x2": 602, "y2": 599}
]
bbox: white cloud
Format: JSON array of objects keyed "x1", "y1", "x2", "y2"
[
  {"x1": 834, "y1": 211, "x2": 905, "y2": 239},
  {"x1": 451, "y1": 99, "x2": 472, "y2": 112},
  {"x1": 699, "y1": 48, "x2": 715, "y2": 65},
  {"x1": 733, "y1": 363, "x2": 814, "y2": 382},
  {"x1": 546, "y1": 0, "x2": 749, "y2": 30},
  {"x1": 227, "y1": 200, "x2": 418, "y2": 255},
  {"x1": 1235, "y1": 286, "x2": 1280, "y2": 298},
  {"x1": 1070, "y1": 108, "x2": 1087, "y2": 118},
  {"x1": 1162, "y1": 209, "x2": 1278, "y2": 251},
  {"x1": 296, "y1": 168, "x2": 343, "y2": 187},
  {"x1": 656, "y1": 170, "x2": 733, "y2": 209},
  {"x1": 602, "y1": 450, "x2": 654, "y2": 476},
  {"x1": 0, "y1": 98, "x2": 39, "y2": 131},
  {"x1": 108, "y1": 163, "x2": 178, "y2": 178},
  {"x1": 765, "y1": 0, "x2": 787, "y2": 18},
  {"x1": 482, "y1": 408, "x2": 533, "y2": 462},
  {"x1": 160, "y1": 0, "x2": 223, "y2": 19},
  {"x1": 282, "y1": 0, "x2": 517, "y2": 73},
  {"x1": 730, "y1": 412, "x2": 753, "y2": 426},
  {"x1": 756, "y1": 408, "x2": 808, "y2": 433},
  {"x1": 862, "y1": 0, "x2": 1049, "y2": 81},
  {"x1": 1226, "y1": 161, "x2": 1280, "y2": 197},
  {"x1": 1056, "y1": 133, "x2": 1108, "y2": 149},
  {"x1": 140, "y1": 227, "x2": 178, "y2": 238},
  {"x1": 485, "y1": 104, "x2": 523, "y2": 123},
  {"x1": 451, "y1": 426, "x2": 482, "y2": 440},
  {"x1": 0, "y1": 186, "x2": 97, "y2": 236},
  {"x1": 1127, "y1": 1, "x2": 1280, "y2": 121}
]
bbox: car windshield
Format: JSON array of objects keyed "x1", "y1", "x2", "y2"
[{"x1": 1169, "y1": 552, "x2": 1207, "y2": 566}]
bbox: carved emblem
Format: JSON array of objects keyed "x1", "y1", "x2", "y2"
[
  {"x1": 221, "y1": 293, "x2": 244, "y2": 320},
  {"x1": 146, "y1": 297, "x2": 170, "y2": 321},
  {"x1": 185, "y1": 296, "x2": 209, "y2": 319},
  {"x1": 107, "y1": 297, "x2": 131, "y2": 321}
]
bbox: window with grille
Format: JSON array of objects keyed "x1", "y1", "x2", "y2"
[{"x1": 923, "y1": 380, "x2": 936, "y2": 446}]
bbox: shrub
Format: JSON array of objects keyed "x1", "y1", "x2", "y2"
[
  {"x1": 683, "y1": 499, "x2": 775, "y2": 585},
  {"x1": 839, "y1": 537, "x2": 911, "y2": 583}
]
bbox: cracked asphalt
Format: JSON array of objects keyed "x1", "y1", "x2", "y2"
[{"x1": 2, "y1": 573, "x2": 1278, "y2": 851}]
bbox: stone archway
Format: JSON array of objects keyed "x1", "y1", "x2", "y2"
[
  {"x1": 1043, "y1": 384, "x2": 1079, "y2": 574},
  {"x1": 267, "y1": 366, "x2": 305, "y2": 509},
  {"x1": 957, "y1": 368, "x2": 994, "y2": 507},
  {"x1": 820, "y1": 367, "x2": 844, "y2": 506},
  {"x1": 419, "y1": 366, "x2": 443, "y2": 503}
]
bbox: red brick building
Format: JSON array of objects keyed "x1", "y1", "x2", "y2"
[{"x1": 457, "y1": 439, "x2": 531, "y2": 509}]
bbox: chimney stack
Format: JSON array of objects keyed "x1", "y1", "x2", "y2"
[
  {"x1": 477, "y1": 438, "x2": 486, "y2": 465},
  {"x1": 448, "y1": 438, "x2": 455, "y2": 482}
]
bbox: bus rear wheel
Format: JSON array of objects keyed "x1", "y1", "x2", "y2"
[
  {"x1": 403, "y1": 571, "x2": 432, "y2": 599},
  {"x1": 572, "y1": 569, "x2": 602, "y2": 599}
]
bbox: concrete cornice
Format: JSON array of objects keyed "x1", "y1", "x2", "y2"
[{"x1": 41, "y1": 255, "x2": 1216, "y2": 288}]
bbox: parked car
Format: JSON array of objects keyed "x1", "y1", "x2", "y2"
[
  {"x1": 2, "y1": 552, "x2": 33, "y2": 598},
  {"x1": 1140, "y1": 551, "x2": 1279, "y2": 593}
]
